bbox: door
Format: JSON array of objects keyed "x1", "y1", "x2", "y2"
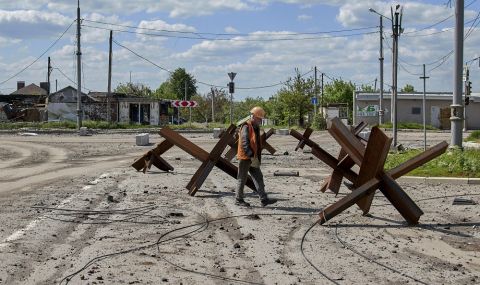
[{"x1": 431, "y1": 106, "x2": 440, "y2": 128}]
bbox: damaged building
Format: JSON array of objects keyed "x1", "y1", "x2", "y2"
[
  {"x1": 48, "y1": 86, "x2": 171, "y2": 125},
  {"x1": 0, "y1": 81, "x2": 48, "y2": 122}
]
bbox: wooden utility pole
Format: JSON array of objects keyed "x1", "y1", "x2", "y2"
[
  {"x1": 76, "y1": 0, "x2": 83, "y2": 129},
  {"x1": 107, "y1": 30, "x2": 113, "y2": 122}
]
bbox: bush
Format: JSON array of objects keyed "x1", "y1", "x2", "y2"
[
  {"x1": 380, "y1": 122, "x2": 437, "y2": 130},
  {"x1": 311, "y1": 114, "x2": 327, "y2": 130},
  {"x1": 385, "y1": 148, "x2": 480, "y2": 177},
  {"x1": 466, "y1": 130, "x2": 480, "y2": 142}
]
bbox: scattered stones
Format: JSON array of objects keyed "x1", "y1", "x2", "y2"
[{"x1": 233, "y1": 243, "x2": 241, "y2": 249}]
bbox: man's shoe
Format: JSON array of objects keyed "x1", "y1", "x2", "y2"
[
  {"x1": 261, "y1": 198, "x2": 278, "y2": 207},
  {"x1": 235, "y1": 199, "x2": 251, "y2": 207}
]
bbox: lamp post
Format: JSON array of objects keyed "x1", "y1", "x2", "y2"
[
  {"x1": 369, "y1": 6, "x2": 402, "y2": 147},
  {"x1": 369, "y1": 8, "x2": 388, "y2": 126}
]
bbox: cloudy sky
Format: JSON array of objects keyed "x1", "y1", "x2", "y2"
[{"x1": 0, "y1": 0, "x2": 479, "y2": 100}]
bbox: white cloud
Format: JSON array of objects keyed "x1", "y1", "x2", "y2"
[
  {"x1": 297, "y1": 14, "x2": 312, "y2": 21},
  {"x1": 225, "y1": 26, "x2": 239, "y2": 33},
  {"x1": 0, "y1": 9, "x2": 71, "y2": 39}
]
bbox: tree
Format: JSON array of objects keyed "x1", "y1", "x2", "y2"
[
  {"x1": 234, "y1": 97, "x2": 267, "y2": 123},
  {"x1": 273, "y1": 68, "x2": 314, "y2": 127},
  {"x1": 400, "y1": 84, "x2": 415, "y2": 93},
  {"x1": 323, "y1": 79, "x2": 355, "y2": 122},
  {"x1": 360, "y1": 84, "x2": 375, "y2": 92},
  {"x1": 166, "y1": 68, "x2": 197, "y2": 100},
  {"x1": 114, "y1": 82, "x2": 152, "y2": 97},
  {"x1": 152, "y1": 82, "x2": 177, "y2": 100}
]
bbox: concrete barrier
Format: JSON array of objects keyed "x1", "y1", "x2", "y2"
[
  {"x1": 213, "y1": 128, "x2": 225, "y2": 138},
  {"x1": 79, "y1": 127, "x2": 88, "y2": 136},
  {"x1": 277, "y1": 129, "x2": 289, "y2": 136},
  {"x1": 136, "y1": 133, "x2": 149, "y2": 146}
]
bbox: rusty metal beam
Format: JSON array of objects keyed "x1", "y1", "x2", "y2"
[
  {"x1": 159, "y1": 126, "x2": 257, "y2": 193},
  {"x1": 327, "y1": 118, "x2": 365, "y2": 166},
  {"x1": 131, "y1": 139, "x2": 174, "y2": 172},
  {"x1": 354, "y1": 127, "x2": 392, "y2": 213},
  {"x1": 187, "y1": 125, "x2": 237, "y2": 196},
  {"x1": 294, "y1": 128, "x2": 313, "y2": 151},
  {"x1": 290, "y1": 129, "x2": 358, "y2": 182},
  {"x1": 389, "y1": 141, "x2": 448, "y2": 179}
]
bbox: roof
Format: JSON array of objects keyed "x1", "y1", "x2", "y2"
[
  {"x1": 10, "y1": 83, "x2": 47, "y2": 96},
  {"x1": 50, "y1": 86, "x2": 87, "y2": 97},
  {"x1": 356, "y1": 91, "x2": 480, "y2": 101}
]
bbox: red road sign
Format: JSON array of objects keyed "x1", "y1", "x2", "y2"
[{"x1": 172, "y1": 100, "x2": 198, "y2": 107}]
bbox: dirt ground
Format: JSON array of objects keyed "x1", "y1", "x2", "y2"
[{"x1": 0, "y1": 129, "x2": 478, "y2": 285}]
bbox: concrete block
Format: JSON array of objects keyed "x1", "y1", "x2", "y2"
[
  {"x1": 136, "y1": 133, "x2": 149, "y2": 146},
  {"x1": 469, "y1": 178, "x2": 480, "y2": 185},
  {"x1": 213, "y1": 128, "x2": 225, "y2": 138},
  {"x1": 277, "y1": 129, "x2": 290, "y2": 136},
  {"x1": 358, "y1": 130, "x2": 371, "y2": 141},
  {"x1": 79, "y1": 127, "x2": 88, "y2": 136},
  {"x1": 426, "y1": 177, "x2": 468, "y2": 185}
]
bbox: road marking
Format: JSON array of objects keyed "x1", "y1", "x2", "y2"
[{"x1": 0, "y1": 173, "x2": 109, "y2": 249}]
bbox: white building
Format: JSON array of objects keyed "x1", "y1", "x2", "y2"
[{"x1": 353, "y1": 92, "x2": 480, "y2": 130}]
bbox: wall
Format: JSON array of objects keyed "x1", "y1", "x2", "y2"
[{"x1": 355, "y1": 93, "x2": 480, "y2": 130}]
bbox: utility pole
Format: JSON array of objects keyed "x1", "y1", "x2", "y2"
[
  {"x1": 185, "y1": 81, "x2": 191, "y2": 122},
  {"x1": 107, "y1": 30, "x2": 113, "y2": 123},
  {"x1": 76, "y1": 0, "x2": 82, "y2": 129},
  {"x1": 391, "y1": 5, "x2": 403, "y2": 147},
  {"x1": 420, "y1": 64, "x2": 429, "y2": 151},
  {"x1": 374, "y1": 78, "x2": 377, "y2": 92},
  {"x1": 463, "y1": 65, "x2": 469, "y2": 131},
  {"x1": 47, "y1": 57, "x2": 52, "y2": 96},
  {"x1": 314, "y1": 66, "x2": 318, "y2": 117},
  {"x1": 321, "y1": 72, "x2": 324, "y2": 117},
  {"x1": 451, "y1": 0, "x2": 464, "y2": 148},
  {"x1": 379, "y1": 15, "x2": 385, "y2": 125},
  {"x1": 211, "y1": 87, "x2": 215, "y2": 123}
]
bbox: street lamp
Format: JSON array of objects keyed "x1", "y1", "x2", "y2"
[
  {"x1": 369, "y1": 8, "x2": 390, "y2": 126},
  {"x1": 369, "y1": 6, "x2": 402, "y2": 147}
]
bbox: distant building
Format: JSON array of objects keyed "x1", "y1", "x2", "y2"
[
  {"x1": 47, "y1": 86, "x2": 171, "y2": 125},
  {"x1": 354, "y1": 91, "x2": 480, "y2": 130}
]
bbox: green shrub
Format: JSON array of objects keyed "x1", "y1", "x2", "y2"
[
  {"x1": 380, "y1": 122, "x2": 437, "y2": 130},
  {"x1": 466, "y1": 130, "x2": 480, "y2": 142},
  {"x1": 385, "y1": 148, "x2": 480, "y2": 177}
]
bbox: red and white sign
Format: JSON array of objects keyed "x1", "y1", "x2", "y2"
[{"x1": 171, "y1": 100, "x2": 198, "y2": 107}]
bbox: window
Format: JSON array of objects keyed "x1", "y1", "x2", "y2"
[{"x1": 412, "y1": 107, "x2": 421, "y2": 115}]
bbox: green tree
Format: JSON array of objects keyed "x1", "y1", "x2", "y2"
[
  {"x1": 166, "y1": 68, "x2": 197, "y2": 100},
  {"x1": 234, "y1": 97, "x2": 267, "y2": 123},
  {"x1": 273, "y1": 69, "x2": 314, "y2": 127},
  {"x1": 114, "y1": 82, "x2": 152, "y2": 97},
  {"x1": 361, "y1": 84, "x2": 375, "y2": 92},
  {"x1": 152, "y1": 82, "x2": 177, "y2": 100},
  {"x1": 323, "y1": 79, "x2": 355, "y2": 122},
  {"x1": 400, "y1": 84, "x2": 415, "y2": 93}
]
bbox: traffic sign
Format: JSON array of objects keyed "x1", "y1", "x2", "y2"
[
  {"x1": 228, "y1": 72, "x2": 236, "y2": 81},
  {"x1": 172, "y1": 100, "x2": 198, "y2": 107},
  {"x1": 311, "y1": 97, "x2": 318, "y2": 105}
]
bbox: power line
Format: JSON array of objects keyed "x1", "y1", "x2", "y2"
[
  {"x1": 83, "y1": 18, "x2": 377, "y2": 37},
  {"x1": 83, "y1": 24, "x2": 377, "y2": 42},
  {"x1": 53, "y1": 67, "x2": 92, "y2": 92},
  {"x1": 0, "y1": 20, "x2": 75, "y2": 86},
  {"x1": 113, "y1": 38, "x2": 314, "y2": 90},
  {"x1": 403, "y1": 0, "x2": 478, "y2": 36}
]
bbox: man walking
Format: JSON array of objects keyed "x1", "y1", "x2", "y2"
[{"x1": 235, "y1": 106, "x2": 277, "y2": 207}]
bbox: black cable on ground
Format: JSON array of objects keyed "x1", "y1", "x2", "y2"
[
  {"x1": 58, "y1": 211, "x2": 316, "y2": 285},
  {"x1": 300, "y1": 221, "x2": 341, "y2": 285},
  {"x1": 334, "y1": 223, "x2": 430, "y2": 285}
]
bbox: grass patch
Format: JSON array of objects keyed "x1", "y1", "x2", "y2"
[
  {"x1": 465, "y1": 130, "x2": 480, "y2": 143},
  {"x1": 379, "y1": 122, "x2": 438, "y2": 130},
  {"x1": 385, "y1": 148, "x2": 480, "y2": 177}
]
